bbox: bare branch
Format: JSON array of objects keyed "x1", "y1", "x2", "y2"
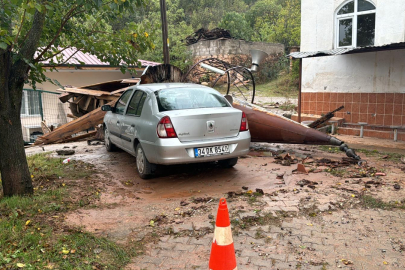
[
  {"x1": 43, "y1": 47, "x2": 83, "y2": 68},
  {"x1": 34, "y1": 47, "x2": 69, "y2": 63},
  {"x1": 11, "y1": 1, "x2": 28, "y2": 51},
  {"x1": 34, "y1": 4, "x2": 82, "y2": 61}
]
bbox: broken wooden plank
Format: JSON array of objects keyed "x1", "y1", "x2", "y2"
[
  {"x1": 34, "y1": 100, "x2": 117, "y2": 145},
  {"x1": 62, "y1": 87, "x2": 114, "y2": 97},
  {"x1": 59, "y1": 92, "x2": 75, "y2": 103},
  {"x1": 67, "y1": 114, "x2": 78, "y2": 119},
  {"x1": 82, "y1": 96, "x2": 92, "y2": 111},
  {"x1": 58, "y1": 131, "x2": 97, "y2": 143},
  {"x1": 71, "y1": 95, "x2": 85, "y2": 104}
]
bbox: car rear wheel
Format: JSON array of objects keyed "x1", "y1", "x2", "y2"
[
  {"x1": 218, "y1": 157, "x2": 238, "y2": 168},
  {"x1": 104, "y1": 126, "x2": 117, "y2": 152},
  {"x1": 136, "y1": 144, "x2": 156, "y2": 179}
]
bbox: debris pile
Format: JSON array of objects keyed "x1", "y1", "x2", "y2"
[{"x1": 185, "y1": 28, "x2": 232, "y2": 45}]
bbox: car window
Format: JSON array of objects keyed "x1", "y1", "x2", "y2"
[
  {"x1": 136, "y1": 92, "x2": 147, "y2": 115},
  {"x1": 155, "y1": 88, "x2": 230, "y2": 112},
  {"x1": 127, "y1": 91, "x2": 144, "y2": 116},
  {"x1": 115, "y1": 90, "x2": 132, "y2": 115}
]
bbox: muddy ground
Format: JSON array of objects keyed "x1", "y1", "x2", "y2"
[{"x1": 26, "y1": 136, "x2": 405, "y2": 270}]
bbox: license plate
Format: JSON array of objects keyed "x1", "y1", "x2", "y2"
[{"x1": 194, "y1": 145, "x2": 230, "y2": 158}]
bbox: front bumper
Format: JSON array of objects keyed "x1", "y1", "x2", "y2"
[{"x1": 141, "y1": 131, "x2": 251, "y2": 165}]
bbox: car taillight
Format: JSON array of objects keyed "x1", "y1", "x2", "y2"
[
  {"x1": 240, "y1": 112, "x2": 249, "y2": 131},
  {"x1": 157, "y1": 116, "x2": 177, "y2": 138}
]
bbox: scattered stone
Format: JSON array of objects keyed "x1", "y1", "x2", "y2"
[
  {"x1": 276, "y1": 173, "x2": 284, "y2": 180},
  {"x1": 242, "y1": 186, "x2": 249, "y2": 190},
  {"x1": 295, "y1": 163, "x2": 308, "y2": 174},
  {"x1": 180, "y1": 200, "x2": 189, "y2": 206},
  {"x1": 296, "y1": 179, "x2": 318, "y2": 187},
  {"x1": 394, "y1": 184, "x2": 401, "y2": 190},
  {"x1": 56, "y1": 149, "x2": 75, "y2": 155},
  {"x1": 255, "y1": 188, "x2": 264, "y2": 195},
  {"x1": 63, "y1": 146, "x2": 70, "y2": 149},
  {"x1": 208, "y1": 214, "x2": 214, "y2": 220}
]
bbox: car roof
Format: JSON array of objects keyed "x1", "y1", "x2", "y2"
[{"x1": 134, "y1": 83, "x2": 212, "y2": 93}]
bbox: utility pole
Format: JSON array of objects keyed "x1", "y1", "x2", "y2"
[{"x1": 160, "y1": 0, "x2": 170, "y2": 64}]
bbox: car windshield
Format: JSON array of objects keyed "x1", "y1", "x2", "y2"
[{"x1": 155, "y1": 87, "x2": 230, "y2": 112}]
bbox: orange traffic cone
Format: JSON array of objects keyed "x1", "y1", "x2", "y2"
[{"x1": 209, "y1": 198, "x2": 237, "y2": 270}]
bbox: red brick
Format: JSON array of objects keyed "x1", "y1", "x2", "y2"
[
  {"x1": 375, "y1": 115, "x2": 384, "y2": 125},
  {"x1": 310, "y1": 92, "x2": 316, "y2": 101},
  {"x1": 385, "y1": 93, "x2": 394, "y2": 104},
  {"x1": 330, "y1": 93, "x2": 338, "y2": 102},
  {"x1": 345, "y1": 93, "x2": 353, "y2": 103},
  {"x1": 360, "y1": 93, "x2": 369, "y2": 103},
  {"x1": 367, "y1": 115, "x2": 376, "y2": 125},
  {"x1": 351, "y1": 114, "x2": 359, "y2": 123},
  {"x1": 368, "y1": 103, "x2": 376, "y2": 114},
  {"x1": 384, "y1": 104, "x2": 394, "y2": 115},
  {"x1": 317, "y1": 93, "x2": 324, "y2": 102},
  {"x1": 393, "y1": 104, "x2": 402, "y2": 116},
  {"x1": 352, "y1": 93, "x2": 361, "y2": 103},
  {"x1": 376, "y1": 93, "x2": 385, "y2": 103},
  {"x1": 376, "y1": 104, "x2": 385, "y2": 114},
  {"x1": 368, "y1": 93, "x2": 377, "y2": 103},
  {"x1": 338, "y1": 93, "x2": 345, "y2": 102},
  {"x1": 384, "y1": 115, "x2": 393, "y2": 126},
  {"x1": 323, "y1": 102, "x2": 330, "y2": 113},
  {"x1": 394, "y1": 93, "x2": 404, "y2": 105},
  {"x1": 360, "y1": 103, "x2": 368, "y2": 114},
  {"x1": 359, "y1": 114, "x2": 368, "y2": 122},
  {"x1": 352, "y1": 103, "x2": 360, "y2": 114},
  {"x1": 324, "y1": 93, "x2": 331, "y2": 102},
  {"x1": 392, "y1": 115, "x2": 402, "y2": 126}
]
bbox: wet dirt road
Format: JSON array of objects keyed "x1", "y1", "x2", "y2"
[{"x1": 26, "y1": 139, "x2": 405, "y2": 269}]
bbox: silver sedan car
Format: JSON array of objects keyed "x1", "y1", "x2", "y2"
[{"x1": 102, "y1": 83, "x2": 251, "y2": 179}]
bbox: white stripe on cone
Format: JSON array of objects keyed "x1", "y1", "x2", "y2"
[{"x1": 213, "y1": 226, "x2": 234, "y2": 246}]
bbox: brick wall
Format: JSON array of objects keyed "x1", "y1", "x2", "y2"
[{"x1": 302, "y1": 92, "x2": 404, "y2": 126}]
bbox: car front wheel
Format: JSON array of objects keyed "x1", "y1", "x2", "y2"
[
  {"x1": 218, "y1": 157, "x2": 238, "y2": 168},
  {"x1": 104, "y1": 126, "x2": 117, "y2": 152},
  {"x1": 136, "y1": 144, "x2": 156, "y2": 179}
]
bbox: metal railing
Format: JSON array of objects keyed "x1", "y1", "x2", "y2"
[{"x1": 21, "y1": 89, "x2": 71, "y2": 143}]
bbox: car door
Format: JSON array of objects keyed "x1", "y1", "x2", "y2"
[
  {"x1": 120, "y1": 90, "x2": 147, "y2": 153},
  {"x1": 106, "y1": 89, "x2": 133, "y2": 147}
]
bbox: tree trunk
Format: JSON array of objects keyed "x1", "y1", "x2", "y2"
[
  {"x1": 0, "y1": 9, "x2": 45, "y2": 196},
  {"x1": 0, "y1": 50, "x2": 33, "y2": 196}
]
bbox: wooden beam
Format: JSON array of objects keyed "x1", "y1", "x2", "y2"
[
  {"x1": 71, "y1": 95, "x2": 85, "y2": 104},
  {"x1": 58, "y1": 131, "x2": 97, "y2": 143},
  {"x1": 82, "y1": 96, "x2": 92, "y2": 111},
  {"x1": 63, "y1": 88, "x2": 113, "y2": 97},
  {"x1": 59, "y1": 92, "x2": 75, "y2": 103},
  {"x1": 34, "y1": 99, "x2": 117, "y2": 145}
]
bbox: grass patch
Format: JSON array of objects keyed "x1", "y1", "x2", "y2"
[
  {"x1": 0, "y1": 154, "x2": 136, "y2": 269},
  {"x1": 318, "y1": 146, "x2": 403, "y2": 162},
  {"x1": 214, "y1": 75, "x2": 298, "y2": 99},
  {"x1": 360, "y1": 195, "x2": 405, "y2": 210},
  {"x1": 27, "y1": 153, "x2": 96, "y2": 181}
]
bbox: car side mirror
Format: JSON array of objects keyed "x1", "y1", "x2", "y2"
[{"x1": 101, "y1": 105, "x2": 113, "y2": 112}]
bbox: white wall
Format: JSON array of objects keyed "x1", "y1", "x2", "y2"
[
  {"x1": 301, "y1": 0, "x2": 405, "y2": 52},
  {"x1": 302, "y1": 49, "x2": 405, "y2": 93}
]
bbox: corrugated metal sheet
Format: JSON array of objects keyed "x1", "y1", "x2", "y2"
[
  {"x1": 289, "y1": 42, "x2": 405, "y2": 59},
  {"x1": 40, "y1": 47, "x2": 160, "y2": 67}
]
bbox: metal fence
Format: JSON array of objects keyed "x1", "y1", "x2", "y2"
[{"x1": 21, "y1": 89, "x2": 71, "y2": 143}]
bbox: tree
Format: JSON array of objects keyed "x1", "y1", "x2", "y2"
[
  {"x1": 0, "y1": 0, "x2": 153, "y2": 196},
  {"x1": 219, "y1": 12, "x2": 253, "y2": 40}
]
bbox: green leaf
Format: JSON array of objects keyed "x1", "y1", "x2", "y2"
[{"x1": 0, "y1": 42, "x2": 7, "y2": 50}]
